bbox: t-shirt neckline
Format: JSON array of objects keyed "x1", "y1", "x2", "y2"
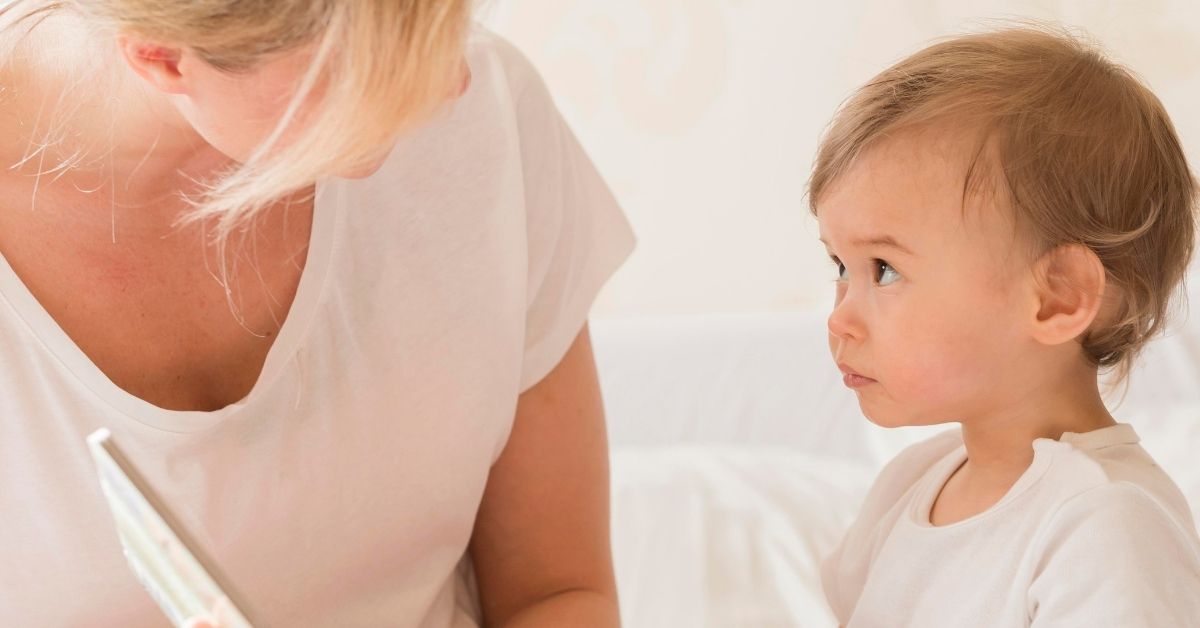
[
  {"x1": 0, "y1": 180, "x2": 341, "y2": 433},
  {"x1": 909, "y1": 423, "x2": 1138, "y2": 529}
]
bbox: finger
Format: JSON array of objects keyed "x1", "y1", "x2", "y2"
[{"x1": 181, "y1": 616, "x2": 217, "y2": 628}]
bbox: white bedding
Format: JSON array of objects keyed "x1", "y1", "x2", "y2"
[{"x1": 611, "y1": 447, "x2": 872, "y2": 627}]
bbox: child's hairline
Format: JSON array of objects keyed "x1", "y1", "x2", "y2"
[{"x1": 808, "y1": 114, "x2": 1025, "y2": 234}]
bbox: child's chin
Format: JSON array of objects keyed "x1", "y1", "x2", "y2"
[
  {"x1": 859, "y1": 404, "x2": 924, "y2": 429},
  {"x1": 862, "y1": 413, "x2": 913, "y2": 429}
]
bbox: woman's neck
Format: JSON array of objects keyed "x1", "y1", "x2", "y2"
[{"x1": 0, "y1": 11, "x2": 230, "y2": 230}]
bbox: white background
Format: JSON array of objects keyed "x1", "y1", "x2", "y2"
[{"x1": 483, "y1": 0, "x2": 1200, "y2": 317}]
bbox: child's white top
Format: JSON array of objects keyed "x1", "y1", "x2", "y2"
[
  {"x1": 0, "y1": 29, "x2": 634, "y2": 626},
  {"x1": 822, "y1": 423, "x2": 1200, "y2": 626}
]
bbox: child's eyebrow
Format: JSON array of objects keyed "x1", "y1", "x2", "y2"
[{"x1": 819, "y1": 235, "x2": 916, "y2": 256}]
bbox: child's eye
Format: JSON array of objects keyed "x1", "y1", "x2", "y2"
[
  {"x1": 830, "y1": 256, "x2": 847, "y2": 281},
  {"x1": 874, "y1": 259, "x2": 900, "y2": 286}
]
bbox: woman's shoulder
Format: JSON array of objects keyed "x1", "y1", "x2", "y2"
[
  {"x1": 467, "y1": 26, "x2": 557, "y2": 115},
  {"x1": 469, "y1": 28, "x2": 539, "y2": 87}
]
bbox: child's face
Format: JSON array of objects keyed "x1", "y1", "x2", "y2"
[{"x1": 816, "y1": 129, "x2": 1039, "y2": 428}]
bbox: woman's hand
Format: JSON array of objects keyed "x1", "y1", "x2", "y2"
[{"x1": 181, "y1": 595, "x2": 240, "y2": 628}]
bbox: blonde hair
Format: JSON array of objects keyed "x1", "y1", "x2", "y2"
[
  {"x1": 1, "y1": 0, "x2": 472, "y2": 237},
  {"x1": 809, "y1": 24, "x2": 1198, "y2": 384}
]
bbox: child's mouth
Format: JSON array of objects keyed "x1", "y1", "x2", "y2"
[
  {"x1": 837, "y1": 363, "x2": 877, "y2": 388},
  {"x1": 843, "y1": 373, "x2": 876, "y2": 389}
]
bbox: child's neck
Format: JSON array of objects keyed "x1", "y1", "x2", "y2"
[
  {"x1": 960, "y1": 369, "x2": 1115, "y2": 470},
  {"x1": 929, "y1": 364, "x2": 1116, "y2": 526}
]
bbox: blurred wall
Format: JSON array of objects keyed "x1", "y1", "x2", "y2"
[{"x1": 482, "y1": 0, "x2": 1200, "y2": 317}]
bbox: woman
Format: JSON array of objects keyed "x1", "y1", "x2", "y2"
[{"x1": 0, "y1": 1, "x2": 633, "y2": 625}]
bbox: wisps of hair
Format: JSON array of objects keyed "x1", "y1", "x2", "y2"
[
  {"x1": 2, "y1": 0, "x2": 472, "y2": 329},
  {"x1": 4, "y1": 0, "x2": 471, "y2": 239}
]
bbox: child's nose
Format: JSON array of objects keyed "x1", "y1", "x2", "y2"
[{"x1": 828, "y1": 292, "x2": 864, "y2": 341}]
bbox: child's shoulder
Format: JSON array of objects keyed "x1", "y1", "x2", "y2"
[
  {"x1": 1032, "y1": 424, "x2": 1198, "y2": 538},
  {"x1": 877, "y1": 428, "x2": 964, "y2": 486},
  {"x1": 1026, "y1": 435, "x2": 1200, "y2": 615},
  {"x1": 858, "y1": 428, "x2": 964, "y2": 518},
  {"x1": 821, "y1": 429, "x2": 965, "y2": 617}
]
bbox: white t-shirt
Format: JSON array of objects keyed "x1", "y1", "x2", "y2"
[
  {"x1": 822, "y1": 424, "x2": 1200, "y2": 627},
  {"x1": 0, "y1": 30, "x2": 634, "y2": 627}
]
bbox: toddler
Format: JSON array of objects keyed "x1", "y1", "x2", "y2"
[{"x1": 813, "y1": 26, "x2": 1200, "y2": 626}]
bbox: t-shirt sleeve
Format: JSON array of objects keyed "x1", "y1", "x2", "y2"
[
  {"x1": 1028, "y1": 482, "x2": 1200, "y2": 625},
  {"x1": 495, "y1": 37, "x2": 636, "y2": 392}
]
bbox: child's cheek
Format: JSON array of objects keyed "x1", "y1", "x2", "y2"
[{"x1": 885, "y1": 312, "x2": 987, "y2": 415}]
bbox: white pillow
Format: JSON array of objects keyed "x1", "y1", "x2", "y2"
[{"x1": 610, "y1": 446, "x2": 873, "y2": 628}]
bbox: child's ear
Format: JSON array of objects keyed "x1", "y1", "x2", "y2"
[{"x1": 1029, "y1": 244, "x2": 1106, "y2": 346}]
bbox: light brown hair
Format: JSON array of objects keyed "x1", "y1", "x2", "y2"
[{"x1": 809, "y1": 24, "x2": 1198, "y2": 384}]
